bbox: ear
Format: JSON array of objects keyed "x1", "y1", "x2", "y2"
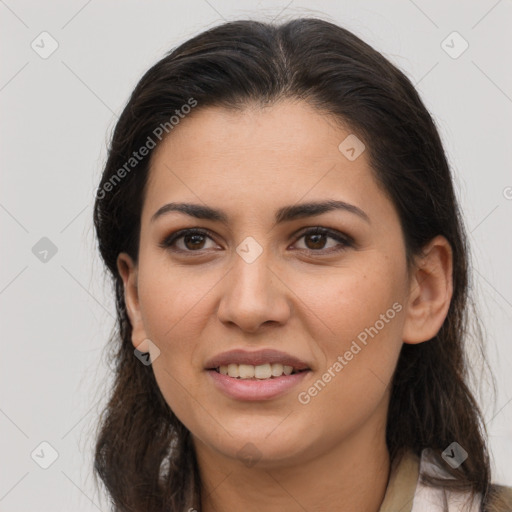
[
  {"x1": 402, "y1": 235, "x2": 453, "y2": 344},
  {"x1": 116, "y1": 252, "x2": 150, "y2": 352}
]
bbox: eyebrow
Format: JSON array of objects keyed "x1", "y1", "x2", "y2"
[{"x1": 151, "y1": 200, "x2": 370, "y2": 225}]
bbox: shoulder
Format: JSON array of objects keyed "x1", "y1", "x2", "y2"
[
  {"x1": 412, "y1": 448, "x2": 480, "y2": 512},
  {"x1": 413, "y1": 449, "x2": 512, "y2": 512},
  {"x1": 485, "y1": 484, "x2": 512, "y2": 511}
]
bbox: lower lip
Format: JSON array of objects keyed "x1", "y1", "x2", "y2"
[{"x1": 206, "y1": 369, "x2": 310, "y2": 401}]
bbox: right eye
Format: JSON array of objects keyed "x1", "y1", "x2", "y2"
[{"x1": 159, "y1": 228, "x2": 221, "y2": 253}]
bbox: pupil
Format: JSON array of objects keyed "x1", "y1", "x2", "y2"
[
  {"x1": 185, "y1": 234, "x2": 205, "y2": 250},
  {"x1": 307, "y1": 233, "x2": 325, "y2": 249}
]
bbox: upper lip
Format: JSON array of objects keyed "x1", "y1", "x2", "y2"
[{"x1": 204, "y1": 349, "x2": 311, "y2": 371}]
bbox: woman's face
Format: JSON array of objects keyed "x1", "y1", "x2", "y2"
[{"x1": 118, "y1": 99, "x2": 417, "y2": 468}]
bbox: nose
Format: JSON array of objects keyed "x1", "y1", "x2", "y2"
[{"x1": 216, "y1": 248, "x2": 291, "y2": 334}]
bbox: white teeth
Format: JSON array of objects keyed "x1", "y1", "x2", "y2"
[
  {"x1": 238, "y1": 364, "x2": 255, "y2": 379},
  {"x1": 271, "y1": 363, "x2": 284, "y2": 376},
  {"x1": 216, "y1": 363, "x2": 304, "y2": 379},
  {"x1": 227, "y1": 363, "x2": 239, "y2": 378},
  {"x1": 254, "y1": 364, "x2": 272, "y2": 379}
]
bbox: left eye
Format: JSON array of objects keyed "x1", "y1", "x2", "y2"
[{"x1": 293, "y1": 227, "x2": 352, "y2": 252}]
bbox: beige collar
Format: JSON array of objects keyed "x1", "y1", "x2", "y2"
[{"x1": 378, "y1": 450, "x2": 420, "y2": 512}]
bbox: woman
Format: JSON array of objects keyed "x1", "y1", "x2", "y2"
[{"x1": 92, "y1": 18, "x2": 512, "y2": 512}]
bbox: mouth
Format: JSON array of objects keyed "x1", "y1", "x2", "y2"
[{"x1": 204, "y1": 349, "x2": 312, "y2": 401}]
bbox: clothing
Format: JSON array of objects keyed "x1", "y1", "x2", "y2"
[{"x1": 379, "y1": 448, "x2": 512, "y2": 512}]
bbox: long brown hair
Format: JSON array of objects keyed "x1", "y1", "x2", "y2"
[{"x1": 92, "y1": 18, "x2": 508, "y2": 511}]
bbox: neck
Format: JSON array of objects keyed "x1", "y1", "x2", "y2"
[{"x1": 194, "y1": 416, "x2": 391, "y2": 512}]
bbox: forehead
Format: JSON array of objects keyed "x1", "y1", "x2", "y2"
[
  {"x1": 142, "y1": 100, "x2": 388, "y2": 225},
  {"x1": 150, "y1": 100, "x2": 352, "y2": 169}
]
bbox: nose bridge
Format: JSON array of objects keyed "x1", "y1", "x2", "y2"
[
  {"x1": 217, "y1": 236, "x2": 290, "y2": 330},
  {"x1": 235, "y1": 240, "x2": 270, "y2": 290},
  {"x1": 229, "y1": 238, "x2": 273, "y2": 304}
]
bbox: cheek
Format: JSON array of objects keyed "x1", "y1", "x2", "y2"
[
  {"x1": 293, "y1": 260, "x2": 406, "y2": 407},
  {"x1": 296, "y1": 297, "x2": 404, "y2": 444},
  {"x1": 135, "y1": 261, "x2": 222, "y2": 399},
  {"x1": 137, "y1": 262, "x2": 215, "y2": 344},
  {"x1": 291, "y1": 258, "x2": 405, "y2": 349}
]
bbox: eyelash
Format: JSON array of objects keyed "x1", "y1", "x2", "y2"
[{"x1": 159, "y1": 227, "x2": 354, "y2": 256}]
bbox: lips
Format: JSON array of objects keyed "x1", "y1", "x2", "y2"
[
  {"x1": 204, "y1": 349, "x2": 312, "y2": 401},
  {"x1": 204, "y1": 348, "x2": 311, "y2": 372}
]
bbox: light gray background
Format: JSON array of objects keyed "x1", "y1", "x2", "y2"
[{"x1": 1, "y1": 1, "x2": 511, "y2": 510}]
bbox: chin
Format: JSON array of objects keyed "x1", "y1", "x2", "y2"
[{"x1": 203, "y1": 426, "x2": 309, "y2": 469}]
